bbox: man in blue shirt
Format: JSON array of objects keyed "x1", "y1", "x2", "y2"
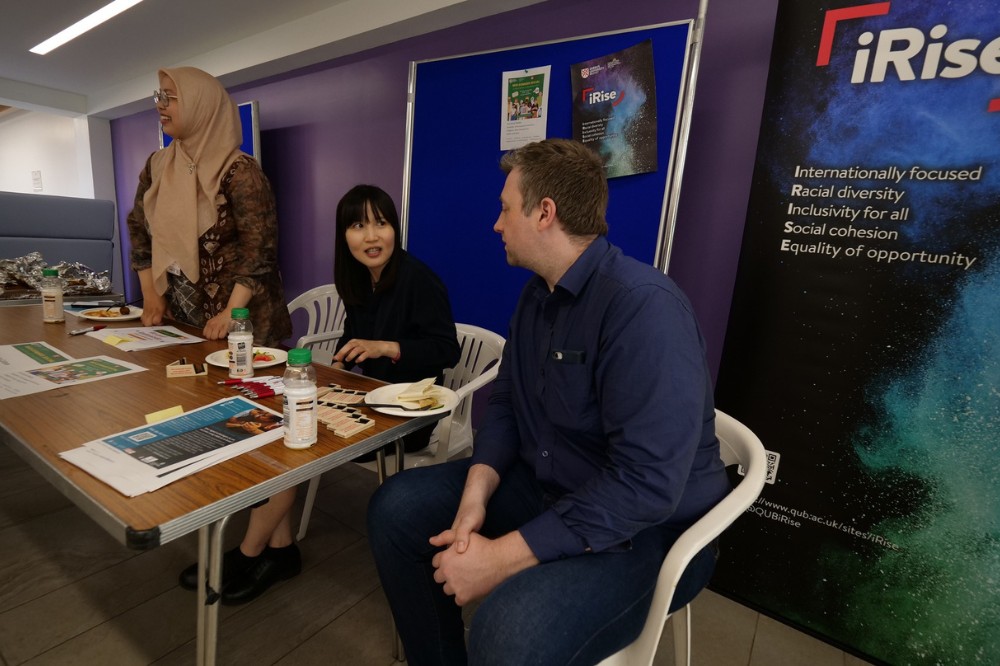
[{"x1": 367, "y1": 138, "x2": 730, "y2": 665}]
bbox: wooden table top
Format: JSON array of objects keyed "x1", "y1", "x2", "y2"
[{"x1": 0, "y1": 304, "x2": 437, "y2": 549}]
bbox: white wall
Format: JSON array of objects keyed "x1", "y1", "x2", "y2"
[
  {"x1": 0, "y1": 109, "x2": 123, "y2": 292},
  {"x1": 0, "y1": 109, "x2": 87, "y2": 197}
]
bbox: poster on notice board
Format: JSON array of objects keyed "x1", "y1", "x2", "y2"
[
  {"x1": 713, "y1": 2, "x2": 1000, "y2": 664},
  {"x1": 571, "y1": 39, "x2": 657, "y2": 178},
  {"x1": 501, "y1": 66, "x2": 550, "y2": 150}
]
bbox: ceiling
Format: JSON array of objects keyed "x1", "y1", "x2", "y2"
[{"x1": 0, "y1": 0, "x2": 540, "y2": 120}]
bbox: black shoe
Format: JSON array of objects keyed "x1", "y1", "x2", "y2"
[
  {"x1": 178, "y1": 546, "x2": 259, "y2": 591},
  {"x1": 221, "y1": 544, "x2": 302, "y2": 605}
]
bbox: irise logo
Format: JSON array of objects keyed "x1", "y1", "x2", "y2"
[
  {"x1": 580, "y1": 87, "x2": 624, "y2": 106},
  {"x1": 816, "y1": 1, "x2": 1000, "y2": 111}
]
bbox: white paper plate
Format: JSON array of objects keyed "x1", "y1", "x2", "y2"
[
  {"x1": 364, "y1": 383, "x2": 459, "y2": 417},
  {"x1": 77, "y1": 306, "x2": 144, "y2": 322},
  {"x1": 205, "y1": 347, "x2": 288, "y2": 369}
]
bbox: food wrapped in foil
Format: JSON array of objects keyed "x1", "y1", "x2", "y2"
[{"x1": 0, "y1": 252, "x2": 111, "y2": 297}]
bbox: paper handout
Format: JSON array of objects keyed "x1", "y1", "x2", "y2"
[
  {"x1": 0, "y1": 341, "x2": 75, "y2": 371},
  {"x1": 60, "y1": 396, "x2": 284, "y2": 497},
  {"x1": 0, "y1": 354, "x2": 146, "y2": 399},
  {"x1": 85, "y1": 325, "x2": 204, "y2": 351}
]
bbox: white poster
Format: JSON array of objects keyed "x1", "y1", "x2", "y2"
[{"x1": 500, "y1": 65, "x2": 551, "y2": 150}]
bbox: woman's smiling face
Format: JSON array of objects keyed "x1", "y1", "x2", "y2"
[
  {"x1": 156, "y1": 73, "x2": 184, "y2": 139},
  {"x1": 345, "y1": 201, "x2": 396, "y2": 283}
]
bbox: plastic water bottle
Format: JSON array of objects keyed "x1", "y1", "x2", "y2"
[
  {"x1": 227, "y1": 307, "x2": 254, "y2": 378},
  {"x1": 283, "y1": 347, "x2": 317, "y2": 449},
  {"x1": 40, "y1": 268, "x2": 65, "y2": 323}
]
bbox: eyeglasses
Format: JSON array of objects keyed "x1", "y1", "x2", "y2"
[{"x1": 152, "y1": 89, "x2": 178, "y2": 107}]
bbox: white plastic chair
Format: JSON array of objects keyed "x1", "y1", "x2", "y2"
[
  {"x1": 286, "y1": 283, "x2": 346, "y2": 365},
  {"x1": 406, "y1": 323, "x2": 505, "y2": 468},
  {"x1": 295, "y1": 323, "x2": 505, "y2": 540},
  {"x1": 596, "y1": 409, "x2": 768, "y2": 666}
]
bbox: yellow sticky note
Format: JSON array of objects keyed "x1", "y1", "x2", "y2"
[
  {"x1": 146, "y1": 405, "x2": 184, "y2": 424},
  {"x1": 102, "y1": 334, "x2": 129, "y2": 346}
]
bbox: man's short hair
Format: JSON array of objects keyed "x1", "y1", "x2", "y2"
[{"x1": 500, "y1": 139, "x2": 609, "y2": 237}]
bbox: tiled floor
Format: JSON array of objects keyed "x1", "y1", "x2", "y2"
[{"x1": 0, "y1": 444, "x2": 875, "y2": 665}]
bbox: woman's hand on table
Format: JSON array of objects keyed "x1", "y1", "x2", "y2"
[
  {"x1": 333, "y1": 339, "x2": 400, "y2": 365},
  {"x1": 140, "y1": 292, "x2": 169, "y2": 327},
  {"x1": 203, "y1": 311, "x2": 234, "y2": 340},
  {"x1": 205, "y1": 284, "x2": 251, "y2": 339}
]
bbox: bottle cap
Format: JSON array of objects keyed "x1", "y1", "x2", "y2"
[
  {"x1": 231, "y1": 307, "x2": 250, "y2": 319},
  {"x1": 287, "y1": 347, "x2": 312, "y2": 365},
  {"x1": 42, "y1": 268, "x2": 59, "y2": 277}
]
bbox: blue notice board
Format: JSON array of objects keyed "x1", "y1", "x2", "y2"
[
  {"x1": 405, "y1": 22, "x2": 692, "y2": 336},
  {"x1": 160, "y1": 101, "x2": 260, "y2": 160}
]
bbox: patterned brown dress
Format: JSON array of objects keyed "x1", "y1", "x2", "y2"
[{"x1": 127, "y1": 154, "x2": 292, "y2": 346}]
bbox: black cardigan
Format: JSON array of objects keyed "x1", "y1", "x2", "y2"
[{"x1": 335, "y1": 250, "x2": 460, "y2": 384}]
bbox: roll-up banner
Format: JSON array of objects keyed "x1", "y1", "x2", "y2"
[{"x1": 713, "y1": 2, "x2": 1000, "y2": 664}]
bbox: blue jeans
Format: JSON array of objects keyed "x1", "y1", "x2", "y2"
[{"x1": 367, "y1": 459, "x2": 719, "y2": 666}]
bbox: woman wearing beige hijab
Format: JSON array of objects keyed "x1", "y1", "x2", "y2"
[{"x1": 126, "y1": 67, "x2": 291, "y2": 345}]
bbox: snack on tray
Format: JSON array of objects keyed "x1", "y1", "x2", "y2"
[
  {"x1": 317, "y1": 403, "x2": 374, "y2": 437},
  {"x1": 395, "y1": 377, "x2": 443, "y2": 409},
  {"x1": 84, "y1": 307, "x2": 128, "y2": 318},
  {"x1": 317, "y1": 384, "x2": 367, "y2": 405}
]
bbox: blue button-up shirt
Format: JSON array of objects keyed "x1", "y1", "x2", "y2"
[{"x1": 471, "y1": 236, "x2": 729, "y2": 562}]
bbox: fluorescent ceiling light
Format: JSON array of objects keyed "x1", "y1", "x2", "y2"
[{"x1": 30, "y1": 0, "x2": 145, "y2": 55}]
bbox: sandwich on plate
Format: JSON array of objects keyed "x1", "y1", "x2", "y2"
[{"x1": 395, "y1": 377, "x2": 444, "y2": 409}]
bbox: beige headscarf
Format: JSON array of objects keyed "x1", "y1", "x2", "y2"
[{"x1": 142, "y1": 67, "x2": 245, "y2": 295}]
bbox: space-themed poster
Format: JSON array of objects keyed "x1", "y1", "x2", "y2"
[
  {"x1": 571, "y1": 39, "x2": 657, "y2": 178},
  {"x1": 712, "y1": 1, "x2": 1000, "y2": 664}
]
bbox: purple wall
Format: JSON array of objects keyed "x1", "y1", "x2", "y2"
[{"x1": 110, "y1": 0, "x2": 779, "y2": 379}]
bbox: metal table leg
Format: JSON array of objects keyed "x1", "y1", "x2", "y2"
[
  {"x1": 374, "y1": 437, "x2": 406, "y2": 485},
  {"x1": 394, "y1": 436, "x2": 405, "y2": 475},
  {"x1": 375, "y1": 437, "x2": 406, "y2": 661},
  {"x1": 196, "y1": 515, "x2": 231, "y2": 666}
]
